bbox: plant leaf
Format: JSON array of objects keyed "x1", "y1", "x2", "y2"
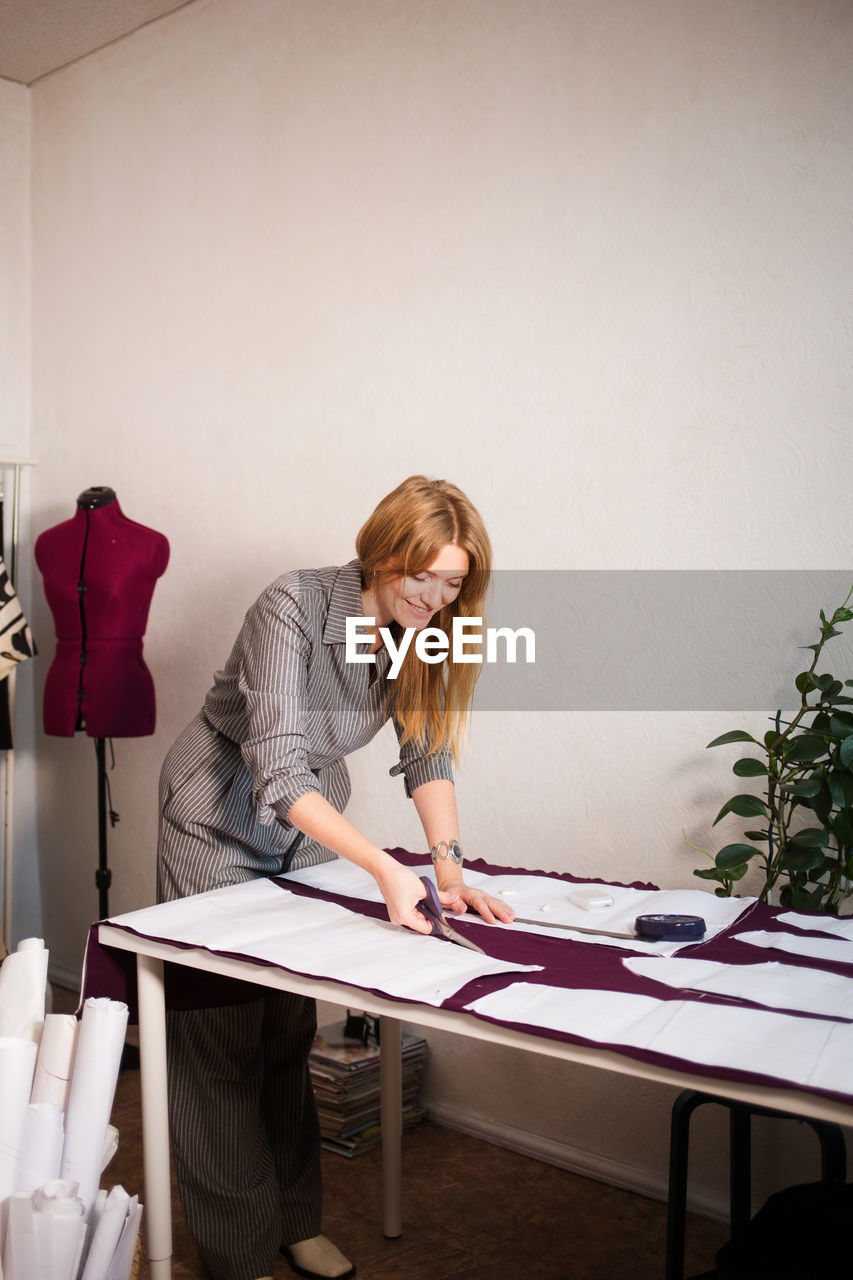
[
  {"x1": 732, "y1": 757, "x2": 767, "y2": 777},
  {"x1": 830, "y1": 810, "x2": 853, "y2": 844},
  {"x1": 693, "y1": 866, "x2": 731, "y2": 883},
  {"x1": 830, "y1": 711, "x2": 853, "y2": 738},
  {"x1": 715, "y1": 844, "x2": 759, "y2": 869},
  {"x1": 789, "y1": 887, "x2": 825, "y2": 911},
  {"x1": 828, "y1": 770, "x2": 853, "y2": 808},
  {"x1": 779, "y1": 777, "x2": 822, "y2": 798},
  {"x1": 713, "y1": 794, "x2": 769, "y2": 824},
  {"x1": 796, "y1": 671, "x2": 819, "y2": 694},
  {"x1": 840, "y1": 736, "x2": 853, "y2": 768},
  {"x1": 785, "y1": 735, "x2": 830, "y2": 762},
  {"x1": 707, "y1": 730, "x2": 760, "y2": 749},
  {"x1": 787, "y1": 827, "x2": 830, "y2": 848},
  {"x1": 778, "y1": 846, "x2": 825, "y2": 872}
]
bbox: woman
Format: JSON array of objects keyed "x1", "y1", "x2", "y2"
[{"x1": 157, "y1": 475, "x2": 513, "y2": 1280}]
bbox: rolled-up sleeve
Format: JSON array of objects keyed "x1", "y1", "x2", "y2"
[
  {"x1": 389, "y1": 719, "x2": 454, "y2": 798},
  {"x1": 236, "y1": 586, "x2": 322, "y2": 826}
]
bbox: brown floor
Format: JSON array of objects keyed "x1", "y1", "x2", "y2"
[{"x1": 56, "y1": 989, "x2": 729, "y2": 1279}]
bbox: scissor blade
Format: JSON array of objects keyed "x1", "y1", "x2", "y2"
[
  {"x1": 438, "y1": 919, "x2": 486, "y2": 954},
  {"x1": 416, "y1": 876, "x2": 487, "y2": 953}
]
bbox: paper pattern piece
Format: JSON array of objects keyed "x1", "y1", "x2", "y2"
[
  {"x1": 0, "y1": 938, "x2": 49, "y2": 1041},
  {"x1": 735, "y1": 929, "x2": 853, "y2": 966},
  {"x1": 60, "y1": 999, "x2": 128, "y2": 1218},
  {"x1": 31, "y1": 1014, "x2": 80, "y2": 1111},
  {"x1": 284, "y1": 859, "x2": 751, "y2": 954},
  {"x1": 109, "y1": 879, "x2": 542, "y2": 1006},
  {"x1": 623, "y1": 956, "x2": 853, "y2": 1020},
  {"x1": 777, "y1": 911, "x2": 853, "y2": 940},
  {"x1": 464, "y1": 981, "x2": 853, "y2": 1096}
]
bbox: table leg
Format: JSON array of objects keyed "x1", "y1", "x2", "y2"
[
  {"x1": 379, "y1": 1016, "x2": 403, "y2": 1238},
  {"x1": 137, "y1": 954, "x2": 173, "y2": 1279}
]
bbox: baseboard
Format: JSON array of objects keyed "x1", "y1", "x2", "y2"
[
  {"x1": 48, "y1": 961, "x2": 82, "y2": 994},
  {"x1": 423, "y1": 1096, "x2": 730, "y2": 1224}
]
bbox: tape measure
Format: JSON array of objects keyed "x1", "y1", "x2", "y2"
[{"x1": 634, "y1": 913, "x2": 706, "y2": 941}]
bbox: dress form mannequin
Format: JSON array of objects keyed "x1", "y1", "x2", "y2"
[
  {"x1": 35, "y1": 489, "x2": 169, "y2": 918},
  {"x1": 35, "y1": 487, "x2": 169, "y2": 737}
]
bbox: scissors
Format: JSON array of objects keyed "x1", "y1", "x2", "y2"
[{"x1": 415, "y1": 877, "x2": 486, "y2": 954}]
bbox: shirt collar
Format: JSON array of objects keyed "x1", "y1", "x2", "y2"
[{"x1": 323, "y1": 559, "x2": 366, "y2": 645}]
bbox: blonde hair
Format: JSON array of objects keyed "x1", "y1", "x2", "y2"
[{"x1": 355, "y1": 475, "x2": 492, "y2": 760}]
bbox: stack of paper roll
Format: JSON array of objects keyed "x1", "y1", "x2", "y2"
[{"x1": 0, "y1": 936, "x2": 142, "y2": 1279}]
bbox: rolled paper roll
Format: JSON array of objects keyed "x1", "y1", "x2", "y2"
[
  {"x1": 80, "y1": 1184, "x2": 130, "y2": 1280},
  {"x1": 32, "y1": 1179, "x2": 87, "y2": 1280},
  {"x1": 14, "y1": 1101, "x2": 64, "y2": 1192},
  {"x1": 4, "y1": 1190, "x2": 39, "y2": 1280},
  {"x1": 59, "y1": 998, "x2": 128, "y2": 1218},
  {"x1": 105, "y1": 1194, "x2": 142, "y2": 1280},
  {"x1": 101, "y1": 1124, "x2": 119, "y2": 1173},
  {"x1": 0, "y1": 938, "x2": 48, "y2": 1042},
  {"x1": 33, "y1": 1177, "x2": 85, "y2": 1215},
  {"x1": 31, "y1": 1013, "x2": 79, "y2": 1110},
  {"x1": 0, "y1": 1037, "x2": 38, "y2": 1200}
]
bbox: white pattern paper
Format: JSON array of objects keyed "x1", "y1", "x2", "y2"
[
  {"x1": 108, "y1": 879, "x2": 542, "y2": 1006},
  {"x1": 777, "y1": 911, "x2": 853, "y2": 940},
  {"x1": 464, "y1": 981, "x2": 853, "y2": 1095},
  {"x1": 735, "y1": 929, "x2": 853, "y2": 965},
  {"x1": 623, "y1": 956, "x2": 853, "y2": 1020}
]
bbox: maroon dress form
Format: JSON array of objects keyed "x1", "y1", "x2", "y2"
[{"x1": 35, "y1": 488, "x2": 169, "y2": 737}]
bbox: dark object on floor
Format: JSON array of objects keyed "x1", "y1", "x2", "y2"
[
  {"x1": 712, "y1": 1179, "x2": 853, "y2": 1278},
  {"x1": 667, "y1": 1089, "x2": 847, "y2": 1280}
]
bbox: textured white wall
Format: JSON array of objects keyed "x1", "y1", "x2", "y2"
[
  {"x1": 23, "y1": 0, "x2": 853, "y2": 1213},
  {"x1": 0, "y1": 78, "x2": 40, "y2": 946}
]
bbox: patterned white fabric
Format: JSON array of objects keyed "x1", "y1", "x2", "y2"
[{"x1": 0, "y1": 556, "x2": 35, "y2": 680}]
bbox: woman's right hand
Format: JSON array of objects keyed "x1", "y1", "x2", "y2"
[{"x1": 374, "y1": 856, "x2": 432, "y2": 934}]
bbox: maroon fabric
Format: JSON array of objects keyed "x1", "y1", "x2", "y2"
[
  {"x1": 82, "y1": 851, "x2": 853, "y2": 1107},
  {"x1": 35, "y1": 500, "x2": 169, "y2": 737}
]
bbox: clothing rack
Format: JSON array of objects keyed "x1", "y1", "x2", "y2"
[{"x1": 0, "y1": 455, "x2": 37, "y2": 950}]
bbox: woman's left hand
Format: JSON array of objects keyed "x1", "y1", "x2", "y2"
[{"x1": 436, "y1": 879, "x2": 515, "y2": 925}]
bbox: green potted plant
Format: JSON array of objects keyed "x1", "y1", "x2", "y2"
[{"x1": 688, "y1": 588, "x2": 853, "y2": 912}]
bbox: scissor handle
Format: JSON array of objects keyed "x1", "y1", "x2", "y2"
[{"x1": 415, "y1": 876, "x2": 445, "y2": 937}]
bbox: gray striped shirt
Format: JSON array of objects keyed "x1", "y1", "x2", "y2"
[{"x1": 205, "y1": 558, "x2": 452, "y2": 825}]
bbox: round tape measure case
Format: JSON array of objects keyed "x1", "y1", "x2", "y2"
[{"x1": 634, "y1": 913, "x2": 706, "y2": 941}]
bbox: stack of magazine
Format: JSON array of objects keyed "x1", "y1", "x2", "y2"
[{"x1": 309, "y1": 1022, "x2": 428, "y2": 1158}]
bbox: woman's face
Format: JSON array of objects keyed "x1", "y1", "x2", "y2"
[{"x1": 371, "y1": 543, "x2": 469, "y2": 631}]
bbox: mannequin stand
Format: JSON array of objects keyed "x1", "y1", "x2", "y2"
[{"x1": 95, "y1": 737, "x2": 112, "y2": 921}]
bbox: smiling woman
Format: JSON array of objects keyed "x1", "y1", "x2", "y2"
[{"x1": 155, "y1": 473, "x2": 512, "y2": 1280}]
